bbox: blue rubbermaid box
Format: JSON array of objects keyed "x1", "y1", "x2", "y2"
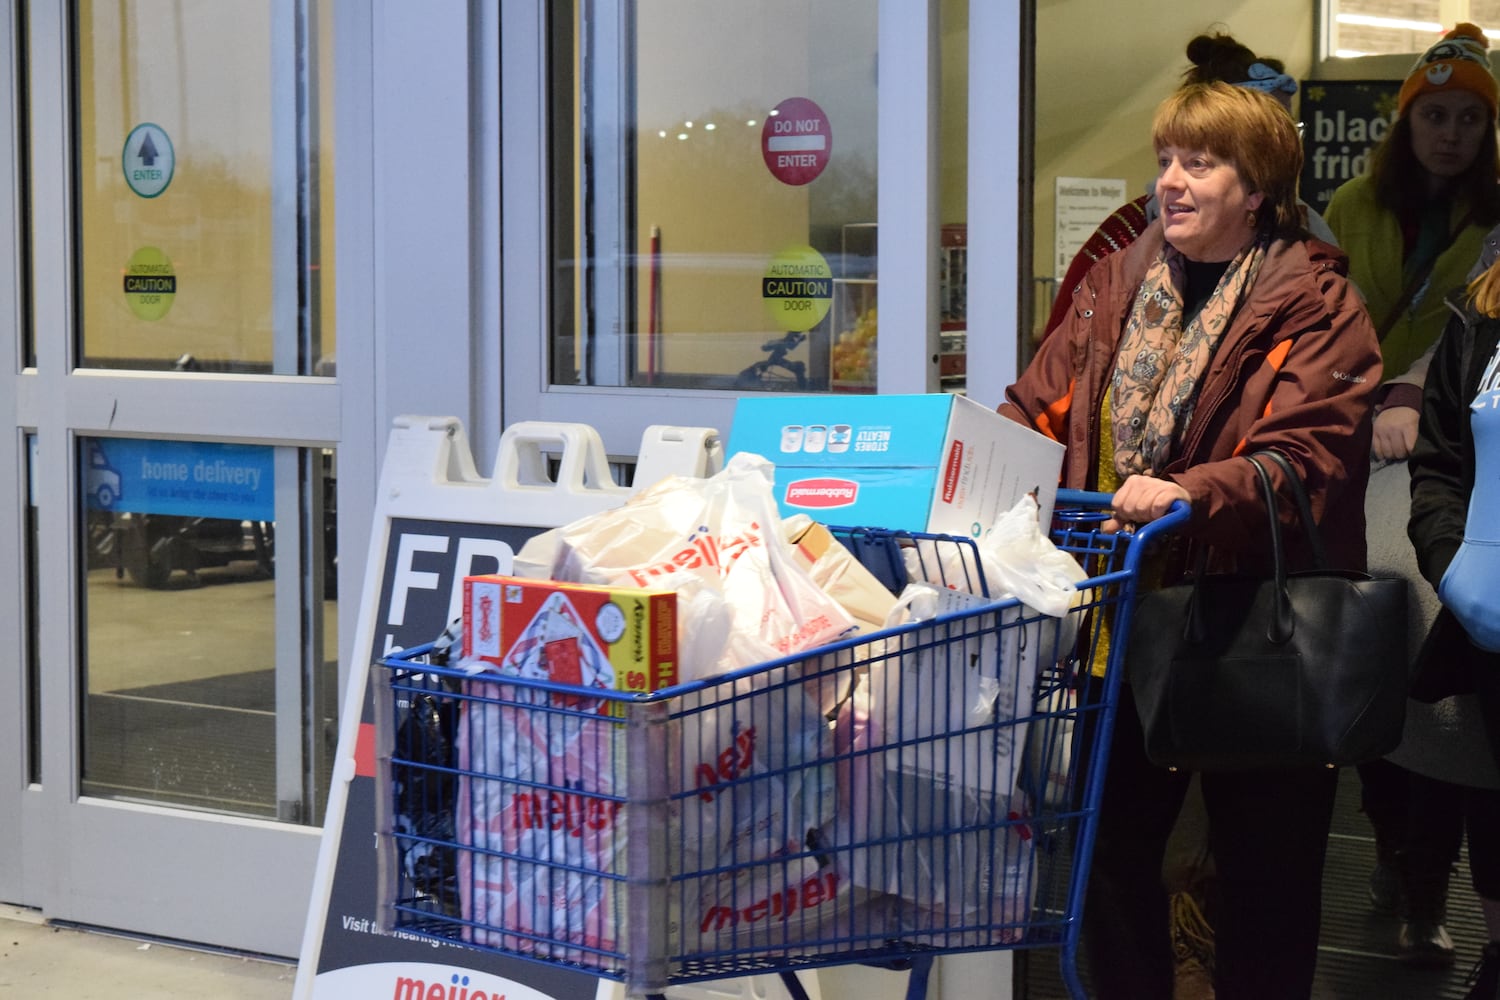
[{"x1": 727, "y1": 393, "x2": 1064, "y2": 536}]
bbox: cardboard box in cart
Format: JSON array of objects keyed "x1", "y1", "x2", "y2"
[
  {"x1": 728, "y1": 393, "x2": 1065, "y2": 535},
  {"x1": 462, "y1": 575, "x2": 679, "y2": 705}
]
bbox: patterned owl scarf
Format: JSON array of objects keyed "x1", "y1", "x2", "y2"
[{"x1": 1110, "y1": 239, "x2": 1266, "y2": 478}]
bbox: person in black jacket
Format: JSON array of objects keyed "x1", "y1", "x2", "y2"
[{"x1": 1408, "y1": 256, "x2": 1500, "y2": 998}]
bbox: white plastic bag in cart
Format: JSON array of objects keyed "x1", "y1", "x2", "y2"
[
  {"x1": 827, "y1": 660, "x2": 1037, "y2": 947},
  {"x1": 519, "y1": 452, "x2": 857, "y2": 675},
  {"x1": 507, "y1": 453, "x2": 850, "y2": 956},
  {"x1": 525, "y1": 451, "x2": 847, "y2": 833},
  {"x1": 980, "y1": 493, "x2": 1087, "y2": 618},
  {"x1": 821, "y1": 582, "x2": 1043, "y2": 939},
  {"x1": 882, "y1": 583, "x2": 1040, "y2": 796},
  {"x1": 680, "y1": 853, "x2": 902, "y2": 959},
  {"x1": 899, "y1": 494, "x2": 1080, "y2": 609},
  {"x1": 450, "y1": 633, "x2": 842, "y2": 964},
  {"x1": 902, "y1": 493, "x2": 1086, "y2": 668},
  {"x1": 455, "y1": 680, "x2": 626, "y2": 962},
  {"x1": 676, "y1": 630, "x2": 839, "y2": 874}
]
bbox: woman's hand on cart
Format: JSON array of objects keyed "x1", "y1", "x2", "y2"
[{"x1": 1103, "y1": 474, "x2": 1190, "y2": 534}]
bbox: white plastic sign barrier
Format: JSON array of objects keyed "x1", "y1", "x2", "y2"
[{"x1": 294, "y1": 416, "x2": 720, "y2": 1000}]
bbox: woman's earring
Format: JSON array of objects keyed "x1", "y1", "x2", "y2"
[{"x1": 1246, "y1": 209, "x2": 1259, "y2": 229}]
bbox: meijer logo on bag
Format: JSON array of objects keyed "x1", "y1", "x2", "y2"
[
  {"x1": 785, "y1": 478, "x2": 858, "y2": 508},
  {"x1": 698, "y1": 870, "x2": 842, "y2": 933}
]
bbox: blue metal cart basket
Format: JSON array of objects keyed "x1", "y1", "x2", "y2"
[{"x1": 374, "y1": 491, "x2": 1185, "y2": 999}]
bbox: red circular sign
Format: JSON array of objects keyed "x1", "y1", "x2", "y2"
[{"x1": 761, "y1": 97, "x2": 832, "y2": 186}]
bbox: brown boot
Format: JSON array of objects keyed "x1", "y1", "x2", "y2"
[{"x1": 1170, "y1": 889, "x2": 1216, "y2": 1000}]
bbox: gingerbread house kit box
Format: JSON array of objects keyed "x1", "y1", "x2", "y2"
[{"x1": 461, "y1": 575, "x2": 679, "y2": 702}]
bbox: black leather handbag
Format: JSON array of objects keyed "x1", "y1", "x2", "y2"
[{"x1": 1125, "y1": 451, "x2": 1408, "y2": 771}]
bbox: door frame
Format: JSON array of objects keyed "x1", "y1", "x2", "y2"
[
  {"x1": 499, "y1": 0, "x2": 1023, "y2": 457},
  {"x1": 10, "y1": 0, "x2": 346, "y2": 957}
]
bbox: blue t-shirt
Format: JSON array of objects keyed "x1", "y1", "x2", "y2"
[{"x1": 1439, "y1": 339, "x2": 1500, "y2": 651}]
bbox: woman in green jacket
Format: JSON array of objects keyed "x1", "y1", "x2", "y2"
[{"x1": 1326, "y1": 24, "x2": 1500, "y2": 447}]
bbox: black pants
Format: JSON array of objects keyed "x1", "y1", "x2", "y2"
[
  {"x1": 1359, "y1": 675, "x2": 1500, "y2": 899},
  {"x1": 1080, "y1": 677, "x2": 1339, "y2": 1000},
  {"x1": 1481, "y1": 662, "x2": 1500, "y2": 797},
  {"x1": 1360, "y1": 757, "x2": 1500, "y2": 891}
]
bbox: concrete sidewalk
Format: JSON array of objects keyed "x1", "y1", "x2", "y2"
[
  {"x1": 0, "y1": 905, "x2": 294, "y2": 998},
  {"x1": 0, "y1": 901, "x2": 1017, "y2": 1000}
]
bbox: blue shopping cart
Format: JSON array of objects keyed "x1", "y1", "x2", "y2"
[{"x1": 374, "y1": 492, "x2": 1186, "y2": 1000}]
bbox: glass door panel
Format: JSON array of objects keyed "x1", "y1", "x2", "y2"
[
  {"x1": 509, "y1": 3, "x2": 954, "y2": 456},
  {"x1": 78, "y1": 436, "x2": 337, "y2": 822},
  {"x1": 74, "y1": 0, "x2": 333, "y2": 375},
  {"x1": 550, "y1": 0, "x2": 879, "y2": 395}
]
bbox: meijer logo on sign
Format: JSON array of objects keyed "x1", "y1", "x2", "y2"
[{"x1": 785, "y1": 478, "x2": 859, "y2": 508}]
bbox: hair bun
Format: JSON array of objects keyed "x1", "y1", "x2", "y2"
[{"x1": 1181, "y1": 31, "x2": 1283, "y2": 85}]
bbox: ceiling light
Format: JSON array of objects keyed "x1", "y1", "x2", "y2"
[{"x1": 1334, "y1": 12, "x2": 1442, "y2": 33}]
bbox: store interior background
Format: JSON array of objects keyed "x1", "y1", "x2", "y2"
[
  {"x1": 1034, "y1": 0, "x2": 1420, "y2": 338},
  {"x1": 631, "y1": 0, "x2": 1434, "y2": 389}
]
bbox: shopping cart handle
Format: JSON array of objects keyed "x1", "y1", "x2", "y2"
[
  {"x1": 1054, "y1": 488, "x2": 1115, "y2": 508},
  {"x1": 1134, "y1": 497, "x2": 1191, "y2": 543},
  {"x1": 1054, "y1": 489, "x2": 1191, "y2": 540}
]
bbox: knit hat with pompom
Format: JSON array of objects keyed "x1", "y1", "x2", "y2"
[{"x1": 1398, "y1": 22, "x2": 1498, "y2": 119}]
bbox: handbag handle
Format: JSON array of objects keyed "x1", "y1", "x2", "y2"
[
  {"x1": 1183, "y1": 452, "x2": 1294, "y2": 644},
  {"x1": 1254, "y1": 449, "x2": 1331, "y2": 569}
]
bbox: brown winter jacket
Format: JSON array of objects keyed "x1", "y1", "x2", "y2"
[{"x1": 1000, "y1": 223, "x2": 1381, "y2": 575}]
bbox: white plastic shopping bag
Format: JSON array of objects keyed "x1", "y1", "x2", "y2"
[
  {"x1": 978, "y1": 493, "x2": 1087, "y2": 618},
  {"x1": 875, "y1": 583, "x2": 1038, "y2": 795},
  {"x1": 456, "y1": 680, "x2": 625, "y2": 962},
  {"x1": 521, "y1": 452, "x2": 856, "y2": 673},
  {"x1": 501, "y1": 453, "x2": 853, "y2": 958},
  {"x1": 826, "y1": 584, "x2": 1039, "y2": 945}
]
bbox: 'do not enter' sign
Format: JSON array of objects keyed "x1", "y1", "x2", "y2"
[{"x1": 761, "y1": 97, "x2": 832, "y2": 186}]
